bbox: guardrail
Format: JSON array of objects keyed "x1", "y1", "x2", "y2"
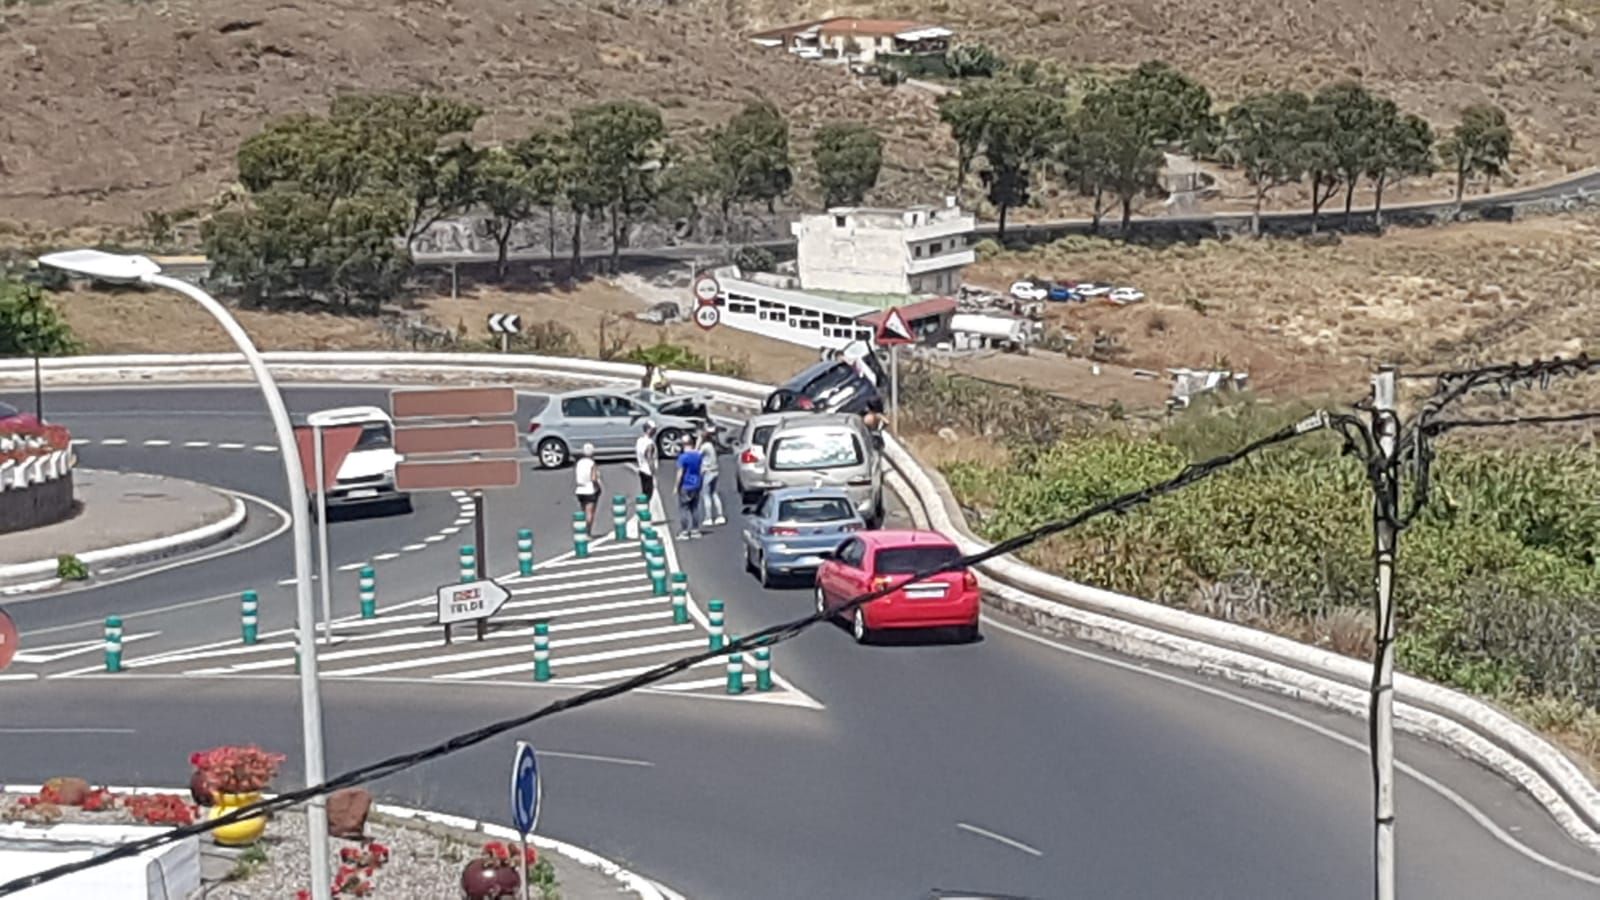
[{"x1": 1, "y1": 351, "x2": 1594, "y2": 853}]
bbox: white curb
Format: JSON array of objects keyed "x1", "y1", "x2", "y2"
[
  {"x1": 0, "y1": 485, "x2": 246, "y2": 587},
  {"x1": 3, "y1": 352, "x2": 1596, "y2": 856},
  {"x1": 0, "y1": 784, "x2": 676, "y2": 899}
]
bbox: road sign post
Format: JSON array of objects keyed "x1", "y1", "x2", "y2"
[
  {"x1": 874, "y1": 307, "x2": 915, "y2": 434},
  {"x1": 436, "y1": 578, "x2": 511, "y2": 645},
  {"x1": 692, "y1": 274, "x2": 720, "y2": 305},
  {"x1": 295, "y1": 421, "x2": 364, "y2": 648},
  {"x1": 511, "y1": 741, "x2": 541, "y2": 900},
  {"x1": 693, "y1": 304, "x2": 721, "y2": 331},
  {"x1": 488, "y1": 313, "x2": 522, "y2": 354}
]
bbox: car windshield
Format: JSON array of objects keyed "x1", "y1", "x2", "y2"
[
  {"x1": 750, "y1": 425, "x2": 776, "y2": 448},
  {"x1": 778, "y1": 497, "x2": 855, "y2": 522},
  {"x1": 354, "y1": 423, "x2": 392, "y2": 451},
  {"x1": 874, "y1": 544, "x2": 963, "y2": 575},
  {"x1": 769, "y1": 432, "x2": 862, "y2": 470}
]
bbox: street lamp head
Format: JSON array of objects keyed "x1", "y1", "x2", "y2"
[{"x1": 37, "y1": 249, "x2": 162, "y2": 284}]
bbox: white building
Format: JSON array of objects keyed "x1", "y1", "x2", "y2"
[
  {"x1": 791, "y1": 201, "x2": 977, "y2": 296},
  {"x1": 711, "y1": 277, "x2": 880, "y2": 351}
]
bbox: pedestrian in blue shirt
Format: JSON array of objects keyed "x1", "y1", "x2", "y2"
[{"x1": 674, "y1": 433, "x2": 704, "y2": 539}]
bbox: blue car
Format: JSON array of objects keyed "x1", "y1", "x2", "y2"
[
  {"x1": 742, "y1": 487, "x2": 866, "y2": 587},
  {"x1": 1047, "y1": 283, "x2": 1078, "y2": 302}
]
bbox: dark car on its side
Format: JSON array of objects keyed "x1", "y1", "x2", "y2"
[{"x1": 763, "y1": 357, "x2": 886, "y2": 416}]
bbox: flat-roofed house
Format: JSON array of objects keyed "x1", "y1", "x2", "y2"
[{"x1": 748, "y1": 17, "x2": 954, "y2": 64}]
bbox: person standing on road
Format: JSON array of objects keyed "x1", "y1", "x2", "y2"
[
  {"x1": 574, "y1": 443, "x2": 603, "y2": 537},
  {"x1": 699, "y1": 426, "x2": 725, "y2": 526},
  {"x1": 635, "y1": 421, "x2": 659, "y2": 500},
  {"x1": 674, "y1": 433, "x2": 704, "y2": 539}
]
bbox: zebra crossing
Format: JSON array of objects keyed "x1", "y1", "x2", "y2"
[{"x1": 39, "y1": 533, "x2": 817, "y2": 706}]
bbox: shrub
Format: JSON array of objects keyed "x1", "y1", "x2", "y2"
[
  {"x1": 945, "y1": 42, "x2": 1004, "y2": 78},
  {"x1": 733, "y1": 245, "x2": 776, "y2": 274},
  {"x1": 623, "y1": 340, "x2": 746, "y2": 378},
  {"x1": 0, "y1": 278, "x2": 78, "y2": 357},
  {"x1": 56, "y1": 554, "x2": 88, "y2": 581}
]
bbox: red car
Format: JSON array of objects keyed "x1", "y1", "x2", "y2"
[{"x1": 814, "y1": 530, "x2": 981, "y2": 644}]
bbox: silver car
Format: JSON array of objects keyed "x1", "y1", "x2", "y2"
[
  {"x1": 759, "y1": 413, "x2": 884, "y2": 527},
  {"x1": 741, "y1": 487, "x2": 864, "y2": 586},
  {"x1": 734, "y1": 412, "x2": 789, "y2": 503},
  {"x1": 526, "y1": 388, "x2": 718, "y2": 469}
]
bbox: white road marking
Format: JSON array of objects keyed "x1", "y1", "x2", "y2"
[
  {"x1": 440, "y1": 526, "x2": 461, "y2": 536},
  {"x1": 337, "y1": 562, "x2": 365, "y2": 572},
  {"x1": 70, "y1": 438, "x2": 90, "y2": 447},
  {"x1": 373, "y1": 553, "x2": 400, "y2": 561},
  {"x1": 453, "y1": 518, "x2": 472, "y2": 526},
  {"x1": 0, "y1": 673, "x2": 38, "y2": 682},
  {"x1": 956, "y1": 822, "x2": 1043, "y2": 857},
  {"x1": 648, "y1": 677, "x2": 734, "y2": 693},
  {"x1": 550, "y1": 656, "x2": 725, "y2": 685},
  {"x1": 537, "y1": 750, "x2": 654, "y2": 768},
  {"x1": 986, "y1": 619, "x2": 1600, "y2": 886},
  {"x1": 511, "y1": 572, "x2": 648, "y2": 595},
  {"x1": 183, "y1": 440, "x2": 211, "y2": 448},
  {"x1": 13, "y1": 632, "x2": 159, "y2": 663},
  {"x1": 252, "y1": 445, "x2": 277, "y2": 452},
  {"x1": 320, "y1": 622, "x2": 696, "y2": 679},
  {"x1": 436, "y1": 638, "x2": 706, "y2": 681},
  {"x1": 423, "y1": 535, "x2": 446, "y2": 543},
  {"x1": 141, "y1": 439, "x2": 171, "y2": 447},
  {"x1": 402, "y1": 543, "x2": 427, "y2": 552},
  {"x1": 99, "y1": 438, "x2": 127, "y2": 446},
  {"x1": 217, "y1": 442, "x2": 245, "y2": 450}
]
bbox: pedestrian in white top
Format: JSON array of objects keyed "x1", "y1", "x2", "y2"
[
  {"x1": 574, "y1": 443, "x2": 602, "y2": 536},
  {"x1": 699, "y1": 426, "x2": 725, "y2": 526},
  {"x1": 635, "y1": 422, "x2": 659, "y2": 500}
]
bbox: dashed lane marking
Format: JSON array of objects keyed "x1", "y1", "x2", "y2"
[{"x1": 142, "y1": 439, "x2": 170, "y2": 447}]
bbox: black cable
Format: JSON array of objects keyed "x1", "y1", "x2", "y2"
[
  {"x1": 1421, "y1": 410, "x2": 1600, "y2": 436},
  {"x1": 0, "y1": 411, "x2": 1333, "y2": 898}
]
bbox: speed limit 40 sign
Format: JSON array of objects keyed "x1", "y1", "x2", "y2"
[{"x1": 693, "y1": 304, "x2": 721, "y2": 330}]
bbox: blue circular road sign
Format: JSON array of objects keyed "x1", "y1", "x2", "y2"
[{"x1": 511, "y1": 741, "x2": 540, "y2": 836}]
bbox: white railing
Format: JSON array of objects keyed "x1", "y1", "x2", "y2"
[{"x1": 1, "y1": 351, "x2": 1595, "y2": 853}]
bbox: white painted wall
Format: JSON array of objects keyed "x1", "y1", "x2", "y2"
[{"x1": 0, "y1": 823, "x2": 200, "y2": 900}]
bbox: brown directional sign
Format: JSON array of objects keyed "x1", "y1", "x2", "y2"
[
  {"x1": 396, "y1": 458, "x2": 521, "y2": 492},
  {"x1": 391, "y1": 387, "x2": 517, "y2": 420},
  {"x1": 395, "y1": 422, "x2": 520, "y2": 456}
]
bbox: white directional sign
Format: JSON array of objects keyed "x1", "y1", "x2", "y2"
[
  {"x1": 692, "y1": 275, "x2": 720, "y2": 305},
  {"x1": 436, "y1": 579, "x2": 511, "y2": 625},
  {"x1": 488, "y1": 313, "x2": 522, "y2": 334},
  {"x1": 693, "y1": 304, "x2": 721, "y2": 331}
]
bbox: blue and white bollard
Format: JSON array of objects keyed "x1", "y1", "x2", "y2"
[
  {"x1": 725, "y1": 634, "x2": 744, "y2": 695},
  {"x1": 358, "y1": 567, "x2": 376, "y2": 619},
  {"x1": 636, "y1": 494, "x2": 651, "y2": 527},
  {"x1": 459, "y1": 545, "x2": 476, "y2": 583},
  {"x1": 533, "y1": 622, "x2": 551, "y2": 682},
  {"x1": 707, "y1": 599, "x2": 725, "y2": 651},
  {"x1": 572, "y1": 511, "x2": 589, "y2": 558},
  {"x1": 104, "y1": 616, "x2": 123, "y2": 673},
  {"x1": 241, "y1": 590, "x2": 259, "y2": 644},
  {"x1": 517, "y1": 528, "x2": 534, "y2": 577}
]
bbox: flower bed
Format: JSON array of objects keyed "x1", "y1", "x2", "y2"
[{"x1": 0, "y1": 420, "x2": 75, "y2": 532}]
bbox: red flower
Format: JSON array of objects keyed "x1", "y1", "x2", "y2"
[
  {"x1": 297, "y1": 892, "x2": 311, "y2": 900},
  {"x1": 523, "y1": 845, "x2": 539, "y2": 865}
]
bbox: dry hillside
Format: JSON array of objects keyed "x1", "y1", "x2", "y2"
[{"x1": 2, "y1": 0, "x2": 1597, "y2": 230}]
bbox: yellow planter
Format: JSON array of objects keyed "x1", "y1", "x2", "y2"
[{"x1": 207, "y1": 791, "x2": 267, "y2": 846}]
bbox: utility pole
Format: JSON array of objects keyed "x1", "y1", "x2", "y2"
[{"x1": 1369, "y1": 365, "x2": 1399, "y2": 900}]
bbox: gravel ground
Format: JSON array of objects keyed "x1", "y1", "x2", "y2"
[{"x1": 1, "y1": 791, "x2": 635, "y2": 899}]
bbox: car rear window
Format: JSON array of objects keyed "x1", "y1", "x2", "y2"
[
  {"x1": 354, "y1": 424, "x2": 392, "y2": 451},
  {"x1": 778, "y1": 497, "x2": 855, "y2": 522},
  {"x1": 874, "y1": 544, "x2": 962, "y2": 575},
  {"x1": 769, "y1": 432, "x2": 862, "y2": 470},
  {"x1": 751, "y1": 425, "x2": 776, "y2": 448}
]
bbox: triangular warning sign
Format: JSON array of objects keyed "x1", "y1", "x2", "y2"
[{"x1": 877, "y1": 307, "x2": 915, "y2": 345}]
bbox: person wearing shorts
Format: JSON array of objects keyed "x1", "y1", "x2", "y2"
[{"x1": 574, "y1": 443, "x2": 602, "y2": 536}]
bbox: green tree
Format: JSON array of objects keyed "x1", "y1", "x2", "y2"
[
  {"x1": 1295, "y1": 97, "x2": 1345, "y2": 234},
  {"x1": 1119, "y1": 61, "x2": 1215, "y2": 151},
  {"x1": 710, "y1": 101, "x2": 793, "y2": 219},
  {"x1": 812, "y1": 123, "x2": 884, "y2": 208},
  {"x1": 567, "y1": 100, "x2": 666, "y2": 273},
  {"x1": 473, "y1": 147, "x2": 540, "y2": 279},
  {"x1": 327, "y1": 93, "x2": 484, "y2": 238},
  {"x1": 938, "y1": 90, "x2": 992, "y2": 195},
  {"x1": 1076, "y1": 90, "x2": 1165, "y2": 233},
  {"x1": 1366, "y1": 111, "x2": 1434, "y2": 230},
  {"x1": 1310, "y1": 82, "x2": 1389, "y2": 227},
  {"x1": 0, "y1": 279, "x2": 77, "y2": 357},
  {"x1": 513, "y1": 128, "x2": 570, "y2": 263},
  {"x1": 1220, "y1": 90, "x2": 1310, "y2": 237},
  {"x1": 654, "y1": 149, "x2": 723, "y2": 239},
  {"x1": 945, "y1": 43, "x2": 1004, "y2": 79},
  {"x1": 1440, "y1": 103, "x2": 1513, "y2": 206},
  {"x1": 972, "y1": 85, "x2": 1061, "y2": 238}
]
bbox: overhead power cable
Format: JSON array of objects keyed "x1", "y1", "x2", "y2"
[{"x1": 0, "y1": 410, "x2": 1332, "y2": 898}]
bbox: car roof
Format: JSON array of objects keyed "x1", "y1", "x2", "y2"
[
  {"x1": 556, "y1": 387, "x2": 629, "y2": 399},
  {"x1": 857, "y1": 529, "x2": 959, "y2": 549},
  {"x1": 772, "y1": 412, "x2": 865, "y2": 432}
]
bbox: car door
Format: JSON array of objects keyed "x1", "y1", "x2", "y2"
[
  {"x1": 823, "y1": 538, "x2": 865, "y2": 611},
  {"x1": 594, "y1": 394, "x2": 648, "y2": 454},
  {"x1": 557, "y1": 395, "x2": 607, "y2": 449}
]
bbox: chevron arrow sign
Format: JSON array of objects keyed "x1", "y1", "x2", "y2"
[{"x1": 487, "y1": 313, "x2": 522, "y2": 334}]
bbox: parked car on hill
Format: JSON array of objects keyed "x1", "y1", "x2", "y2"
[
  {"x1": 741, "y1": 487, "x2": 865, "y2": 587},
  {"x1": 814, "y1": 529, "x2": 981, "y2": 643},
  {"x1": 1047, "y1": 283, "x2": 1079, "y2": 302},
  {"x1": 1074, "y1": 282, "x2": 1113, "y2": 299},
  {"x1": 1009, "y1": 280, "x2": 1048, "y2": 302},
  {"x1": 1108, "y1": 287, "x2": 1146, "y2": 305}
]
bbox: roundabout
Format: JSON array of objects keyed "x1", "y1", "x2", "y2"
[{"x1": 2, "y1": 378, "x2": 1598, "y2": 899}]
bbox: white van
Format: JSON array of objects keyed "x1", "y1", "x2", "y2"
[
  {"x1": 758, "y1": 413, "x2": 884, "y2": 528},
  {"x1": 305, "y1": 406, "x2": 411, "y2": 514}
]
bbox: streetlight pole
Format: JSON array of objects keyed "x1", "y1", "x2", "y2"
[
  {"x1": 37, "y1": 251, "x2": 334, "y2": 900},
  {"x1": 1369, "y1": 366, "x2": 1399, "y2": 900}
]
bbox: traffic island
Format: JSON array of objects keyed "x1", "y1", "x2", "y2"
[
  {"x1": 0, "y1": 469, "x2": 245, "y2": 593},
  {"x1": 0, "y1": 786, "x2": 672, "y2": 899}
]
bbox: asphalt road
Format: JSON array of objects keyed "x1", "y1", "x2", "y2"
[{"x1": 3, "y1": 385, "x2": 1599, "y2": 900}]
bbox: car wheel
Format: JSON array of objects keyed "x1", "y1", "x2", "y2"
[
  {"x1": 745, "y1": 544, "x2": 758, "y2": 575},
  {"x1": 814, "y1": 585, "x2": 829, "y2": 619},
  {"x1": 757, "y1": 552, "x2": 774, "y2": 588},
  {"x1": 656, "y1": 428, "x2": 685, "y2": 459},
  {"x1": 852, "y1": 607, "x2": 873, "y2": 645},
  {"x1": 866, "y1": 502, "x2": 885, "y2": 530},
  {"x1": 956, "y1": 623, "x2": 980, "y2": 643},
  {"x1": 536, "y1": 438, "x2": 569, "y2": 469},
  {"x1": 393, "y1": 496, "x2": 414, "y2": 515}
]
